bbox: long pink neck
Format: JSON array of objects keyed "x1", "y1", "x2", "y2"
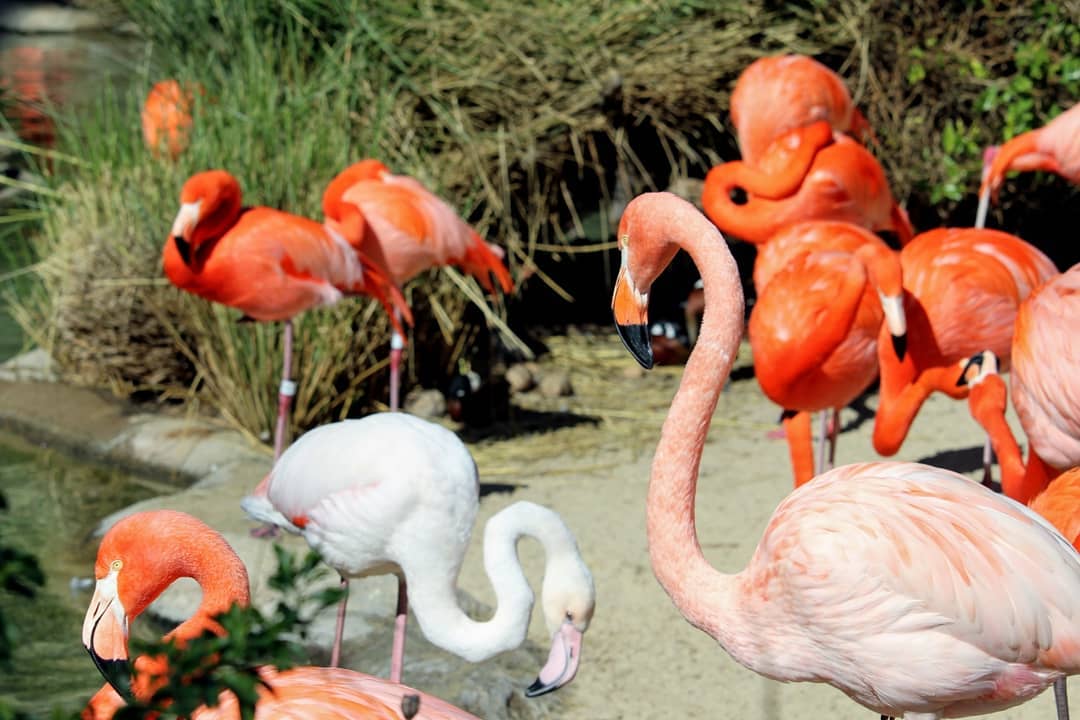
[{"x1": 637, "y1": 195, "x2": 746, "y2": 641}]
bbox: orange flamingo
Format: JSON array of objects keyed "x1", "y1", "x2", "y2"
[
  {"x1": 1029, "y1": 468, "x2": 1080, "y2": 551},
  {"x1": 701, "y1": 132, "x2": 914, "y2": 245},
  {"x1": 141, "y1": 80, "x2": 199, "y2": 160},
  {"x1": 976, "y1": 102, "x2": 1080, "y2": 226},
  {"x1": 163, "y1": 170, "x2": 412, "y2": 459},
  {"x1": 81, "y1": 510, "x2": 480, "y2": 719},
  {"x1": 748, "y1": 221, "x2": 906, "y2": 486},
  {"x1": 730, "y1": 54, "x2": 874, "y2": 168},
  {"x1": 963, "y1": 263, "x2": 1080, "y2": 505},
  {"x1": 322, "y1": 159, "x2": 513, "y2": 410},
  {"x1": 872, "y1": 227, "x2": 1057, "y2": 462},
  {"x1": 611, "y1": 191, "x2": 1080, "y2": 720}
]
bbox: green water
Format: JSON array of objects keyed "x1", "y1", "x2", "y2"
[{"x1": 0, "y1": 433, "x2": 175, "y2": 717}]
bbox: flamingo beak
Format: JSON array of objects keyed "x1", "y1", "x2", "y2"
[
  {"x1": 525, "y1": 621, "x2": 583, "y2": 698},
  {"x1": 957, "y1": 350, "x2": 998, "y2": 388},
  {"x1": 169, "y1": 200, "x2": 202, "y2": 267},
  {"x1": 612, "y1": 243, "x2": 652, "y2": 369},
  {"x1": 877, "y1": 292, "x2": 907, "y2": 361},
  {"x1": 82, "y1": 570, "x2": 133, "y2": 701}
]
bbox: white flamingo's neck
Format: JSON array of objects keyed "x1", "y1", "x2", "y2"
[
  {"x1": 633, "y1": 194, "x2": 752, "y2": 657},
  {"x1": 405, "y1": 501, "x2": 577, "y2": 662}
]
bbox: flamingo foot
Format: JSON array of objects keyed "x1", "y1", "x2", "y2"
[
  {"x1": 390, "y1": 575, "x2": 408, "y2": 683},
  {"x1": 329, "y1": 576, "x2": 349, "y2": 668},
  {"x1": 766, "y1": 427, "x2": 786, "y2": 440}
]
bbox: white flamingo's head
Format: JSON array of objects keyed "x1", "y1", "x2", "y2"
[{"x1": 526, "y1": 550, "x2": 595, "y2": 697}]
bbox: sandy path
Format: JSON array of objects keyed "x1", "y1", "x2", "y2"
[{"x1": 453, "y1": 334, "x2": 1071, "y2": 720}]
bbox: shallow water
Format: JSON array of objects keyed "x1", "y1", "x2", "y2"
[{"x1": 0, "y1": 432, "x2": 179, "y2": 716}]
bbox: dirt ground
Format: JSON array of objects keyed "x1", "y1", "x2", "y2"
[{"x1": 450, "y1": 331, "x2": 1072, "y2": 720}]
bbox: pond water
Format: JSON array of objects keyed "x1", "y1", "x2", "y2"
[{"x1": 0, "y1": 432, "x2": 181, "y2": 717}]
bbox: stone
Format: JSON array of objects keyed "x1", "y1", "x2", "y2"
[
  {"x1": 537, "y1": 369, "x2": 573, "y2": 398},
  {"x1": 0, "y1": 348, "x2": 57, "y2": 383},
  {"x1": 505, "y1": 364, "x2": 535, "y2": 393},
  {"x1": 0, "y1": 3, "x2": 114, "y2": 33},
  {"x1": 404, "y1": 388, "x2": 447, "y2": 418}
]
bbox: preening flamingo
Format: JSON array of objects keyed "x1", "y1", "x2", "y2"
[
  {"x1": 871, "y1": 227, "x2": 1057, "y2": 460},
  {"x1": 701, "y1": 132, "x2": 914, "y2": 245},
  {"x1": 976, "y1": 102, "x2": 1080, "y2": 227},
  {"x1": 81, "y1": 510, "x2": 481, "y2": 720},
  {"x1": 610, "y1": 191, "x2": 1080, "y2": 720},
  {"x1": 748, "y1": 221, "x2": 906, "y2": 486},
  {"x1": 163, "y1": 170, "x2": 412, "y2": 460},
  {"x1": 141, "y1": 80, "x2": 198, "y2": 160},
  {"x1": 322, "y1": 159, "x2": 514, "y2": 410},
  {"x1": 963, "y1": 263, "x2": 1080, "y2": 504},
  {"x1": 730, "y1": 54, "x2": 874, "y2": 168},
  {"x1": 240, "y1": 412, "x2": 594, "y2": 691}
]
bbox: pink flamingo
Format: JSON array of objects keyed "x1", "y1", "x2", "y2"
[
  {"x1": 81, "y1": 510, "x2": 481, "y2": 719},
  {"x1": 240, "y1": 412, "x2": 594, "y2": 688},
  {"x1": 322, "y1": 160, "x2": 514, "y2": 410},
  {"x1": 963, "y1": 263, "x2": 1080, "y2": 505},
  {"x1": 976, "y1": 102, "x2": 1080, "y2": 227},
  {"x1": 611, "y1": 191, "x2": 1080, "y2": 720},
  {"x1": 163, "y1": 170, "x2": 412, "y2": 461},
  {"x1": 748, "y1": 220, "x2": 906, "y2": 486}
]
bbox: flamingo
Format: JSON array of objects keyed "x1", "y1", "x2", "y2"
[
  {"x1": 748, "y1": 220, "x2": 906, "y2": 486},
  {"x1": 322, "y1": 159, "x2": 514, "y2": 410},
  {"x1": 962, "y1": 263, "x2": 1080, "y2": 505},
  {"x1": 163, "y1": 169, "x2": 412, "y2": 461},
  {"x1": 81, "y1": 510, "x2": 481, "y2": 720},
  {"x1": 141, "y1": 80, "x2": 198, "y2": 160},
  {"x1": 871, "y1": 227, "x2": 1057, "y2": 461},
  {"x1": 730, "y1": 54, "x2": 874, "y2": 169},
  {"x1": 701, "y1": 131, "x2": 914, "y2": 246},
  {"x1": 239, "y1": 412, "x2": 594, "y2": 690},
  {"x1": 1029, "y1": 468, "x2": 1080, "y2": 551},
  {"x1": 610, "y1": 191, "x2": 1080, "y2": 720},
  {"x1": 976, "y1": 102, "x2": 1080, "y2": 227}
]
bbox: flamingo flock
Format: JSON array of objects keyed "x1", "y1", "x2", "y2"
[{"x1": 69, "y1": 53, "x2": 1080, "y2": 720}]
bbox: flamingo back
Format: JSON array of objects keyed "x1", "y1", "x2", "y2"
[
  {"x1": 741, "y1": 461, "x2": 1080, "y2": 716},
  {"x1": 1011, "y1": 264, "x2": 1080, "y2": 469},
  {"x1": 752, "y1": 220, "x2": 886, "y2": 292}
]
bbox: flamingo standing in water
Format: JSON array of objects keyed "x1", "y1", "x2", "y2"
[
  {"x1": 163, "y1": 170, "x2": 412, "y2": 460},
  {"x1": 871, "y1": 227, "x2": 1057, "y2": 462},
  {"x1": 701, "y1": 131, "x2": 914, "y2": 245},
  {"x1": 81, "y1": 510, "x2": 482, "y2": 719},
  {"x1": 141, "y1": 80, "x2": 198, "y2": 160},
  {"x1": 240, "y1": 412, "x2": 594, "y2": 688},
  {"x1": 610, "y1": 191, "x2": 1080, "y2": 720},
  {"x1": 748, "y1": 220, "x2": 906, "y2": 486},
  {"x1": 322, "y1": 160, "x2": 514, "y2": 410},
  {"x1": 976, "y1": 102, "x2": 1080, "y2": 227},
  {"x1": 962, "y1": 263, "x2": 1080, "y2": 505}
]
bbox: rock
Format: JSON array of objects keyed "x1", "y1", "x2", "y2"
[
  {"x1": 0, "y1": 348, "x2": 57, "y2": 382},
  {"x1": 537, "y1": 369, "x2": 573, "y2": 398},
  {"x1": 0, "y1": 3, "x2": 114, "y2": 33},
  {"x1": 404, "y1": 388, "x2": 447, "y2": 418},
  {"x1": 505, "y1": 364, "x2": 535, "y2": 393}
]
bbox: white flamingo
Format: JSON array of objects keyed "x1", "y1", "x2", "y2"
[{"x1": 241, "y1": 412, "x2": 594, "y2": 695}]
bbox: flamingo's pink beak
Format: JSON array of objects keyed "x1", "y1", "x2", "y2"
[
  {"x1": 525, "y1": 621, "x2": 584, "y2": 697},
  {"x1": 82, "y1": 570, "x2": 133, "y2": 700},
  {"x1": 612, "y1": 242, "x2": 652, "y2": 369}
]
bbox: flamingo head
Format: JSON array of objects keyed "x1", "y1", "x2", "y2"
[
  {"x1": 611, "y1": 198, "x2": 683, "y2": 370},
  {"x1": 169, "y1": 169, "x2": 242, "y2": 267},
  {"x1": 526, "y1": 553, "x2": 595, "y2": 698},
  {"x1": 956, "y1": 349, "x2": 1000, "y2": 388}
]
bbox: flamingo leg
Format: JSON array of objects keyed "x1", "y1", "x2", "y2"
[
  {"x1": 389, "y1": 310, "x2": 405, "y2": 412},
  {"x1": 981, "y1": 436, "x2": 996, "y2": 486},
  {"x1": 815, "y1": 411, "x2": 829, "y2": 476},
  {"x1": 782, "y1": 411, "x2": 816, "y2": 487},
  {"x1": 827, "y1": 408, "x2": 839, "y2": 468},
  {"x1": 329, "y1": 575, "x2": 349, "y2": 668},
  {"x1": 273, "y1": 319, "x2": 296, "y2": 461},
  {"x1": 390, "y1": 575, "x2": 408, "y2": 683},
  {"x1": 975, "y1": 188, "x2": 990, "y2": 229},
  {"x1": 1055, "y1": 676, "x2": 1070, "y2": 720}
]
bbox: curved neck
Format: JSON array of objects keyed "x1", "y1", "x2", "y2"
[
  {"x1": 638, "y1": 195, "x2": 746, "y2": 642},
  {"x1": 405, "y1": 501, "x2": 577, "y2": 662},
  {"x1": 701, "y1": 164, "x2": 788, "y2": 244}
]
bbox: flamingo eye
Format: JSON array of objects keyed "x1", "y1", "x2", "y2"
[{"x1": 110, "y1": 560, "x2": 123, "y2": 572}]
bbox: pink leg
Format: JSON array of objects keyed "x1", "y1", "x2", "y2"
[
  {"x1": 389, "y1": 308, "x2": 405, "y2": 412},
  {"x1": 390, "y1": 575, "x2": 408, "y2": 683},
  {"x1": 329, "y1": 575, "x2": 349, "y2": 668},
  {"x1": 982, "y1": 436, "x2": 996, "y2": 486},
  {"x1": 827, "y1": 408, "x2": 839, "y2": 468},
  {"x1": 273, "y1": 319, "x2": 295, "y2": 461}
]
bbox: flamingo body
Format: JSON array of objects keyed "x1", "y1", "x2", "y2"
[
  {"x1": 141, "y1": 80, "x2": 196, "y2": 159},
  {"x1": 702, "y1": 134, "x2": 912, "y2": 245},
  {"x1": 323, "y1": 160, "x2": 513, "y2": 294},
  {"x1": 873, "y1": 227, "x2": 1057, "y2": 457},
  {"x1": 81, "y1": 510, "x2": 480, "y2": 720},
  {"x1": 610, "y1": 191, "x2": 1080, "y2": 719},
  {"x1": 730, "y1": 54, "x2": 872, "y2": 167}
]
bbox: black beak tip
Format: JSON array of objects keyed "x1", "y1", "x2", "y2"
[
  {"x1": 86, "y1": 649, "x2": 134, "y2": 701},
  {"x1": 956, "y1": 354, "x2": 982, "y2": 388},
  {"x1": 891, "y1": 333, "x2": 907, "y2": 362},
  {"x1": 173, "y1": 235, "x2": 192, "y2": 266},
  {"x1": 525, "y1": 678, "x2": 557, "y2": 698},
  {"x1": 615, "y1": 322, "x2": 653, "y2": 370}
]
